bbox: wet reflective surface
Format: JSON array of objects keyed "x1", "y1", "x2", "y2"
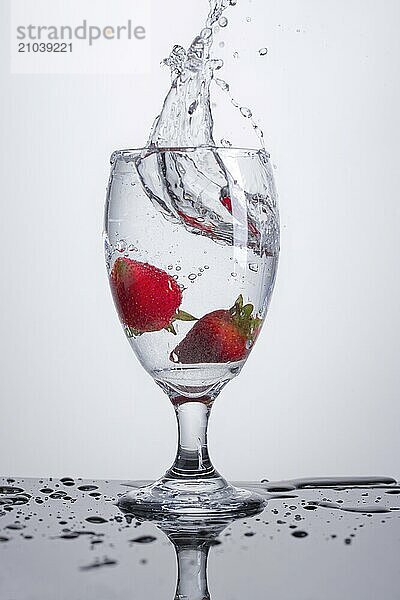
[{"x1": 1, "y1": 476, "x2": 399, "y2": 599}]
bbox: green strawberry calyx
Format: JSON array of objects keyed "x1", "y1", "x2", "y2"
[
  {"x1": 165, "y1": 309, "x2": 198, "y2": 336},
  {"x1": 229, "y1": 295, "x2": 262, "y2": 341},
  {"x1": 124, "y1": 309, "x2": 197, "y2": 338}
]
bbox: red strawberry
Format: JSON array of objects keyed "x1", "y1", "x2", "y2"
[
  {"x1": 110, "y1": 258, "x2": 195, "y2": 334},
  {"x1": 220, "y1": 186, "x2": 233, "y2": 213},
  {"x1": 220, "y1": 195, "x2": 232, "y2": 213},
  {"x1": 170, "y1": 296, "x2": 262, "y2": 364}
]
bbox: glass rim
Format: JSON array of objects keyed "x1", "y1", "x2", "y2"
[{"x1": 111, "y1": 145, "x2": 270, "y2": 163}]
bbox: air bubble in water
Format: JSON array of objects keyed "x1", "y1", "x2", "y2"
[
  {"x1": 128, "y1": 244, "x2": 136, "y2": 252},
  {"x1": 246, "y1": 16, "x2": 251, "y2": 22},
  {"x1": 176, "y1": 266, "x2": 181, "y2": 271},
  {"x1": 170, "y1": 352, "x2": 179, "y2": 363},
  {"x1": 249, "y1": 263, "x2": 259, "y2": 272},
  {"x1": 221, "y1": 138, "x2": 232, "y2": 147},
  {"x1": 229, "y1": 0, "x2": 237, "y2": 5},
  {"x1": 219, "y1": 17, "x2": 228, "y2": 27},
  {"x1": 246, "y1": 339, "x2": 253, "y2": 350},
  {"x1": 116, "y1": 240, "x2": 127, "y2": 253},
  {"x1": 188, "y1": 274, "x2": 197, "y2": 281},
  {"x1": 240, "y1": 107, "x2": 252, "y2": 118},
  {"x1": 259, "y1": 47, "x2": 268, "y2": 56},
  {"x1": 204, "y1": 265, "x2": 209, "y2": 269},
  {"x1": 233, "y1": 51, "x2": 239, "y2": 59},
  {"x1": 219, "y1": 41, "x2": 225, "y2": 48}
]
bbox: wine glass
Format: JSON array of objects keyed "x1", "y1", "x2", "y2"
[{"x1": 104, "y1": 146, "x2": 279, "y2": 517}]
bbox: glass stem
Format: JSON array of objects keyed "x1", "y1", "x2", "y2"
[{"x1": 166, "y1": 401, "x2": 217, "y2": 479}]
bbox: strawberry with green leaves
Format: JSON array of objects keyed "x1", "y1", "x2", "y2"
[
  {"x1": 170, "y1": 295, "x2": 262, "y2": 364},
  {"x1": 110, "y1": 257, "x2": 195, "y2": 336}
]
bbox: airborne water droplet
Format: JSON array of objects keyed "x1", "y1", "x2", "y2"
[
  {"x1": 216, "y1": 78, "x2": 230, "y2": 92},
  {"x1": 240, "y1": 107, "x2": 252, "y2": 118},
  {"x1": 211, "y1": 58, "x2": 224, "y2": 71},
  {"x1": 200, "y1": 27, "x2": 212, "y2": 40}
]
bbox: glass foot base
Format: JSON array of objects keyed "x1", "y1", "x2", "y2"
[{"x1": 118, "y1": 476, "x2": 266, "y2": 519}]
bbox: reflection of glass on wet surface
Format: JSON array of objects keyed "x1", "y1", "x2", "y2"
[{"x1": 0, "y1": 475, "x2": 400, "y2": 598}]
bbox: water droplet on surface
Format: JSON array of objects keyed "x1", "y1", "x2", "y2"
[
  {"x1": 85, "y1": 516, "x2": 107, "y2": 524},
  {"x1": 0, "y1": 486, "x2": 24, "y2": 495},
  {"x1": 292, "y1": 530, "x2": 308, "y2": 538},
  {"x1": 129, "y1": 535, "x2": 156, "y2": 544},
  {"x1": 6, "y1": 523, "x2": 25, "y2": 530},
  {"x1": 78, "y1": 485, "x2": 99, "y2": 492},
  {"x1": 80, "y1": 557, "x2": 117, "y2": 571}
]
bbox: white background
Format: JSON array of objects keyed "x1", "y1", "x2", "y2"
[{"x1": 1, "y1": 0, "x2": 399, "y2": 482}]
